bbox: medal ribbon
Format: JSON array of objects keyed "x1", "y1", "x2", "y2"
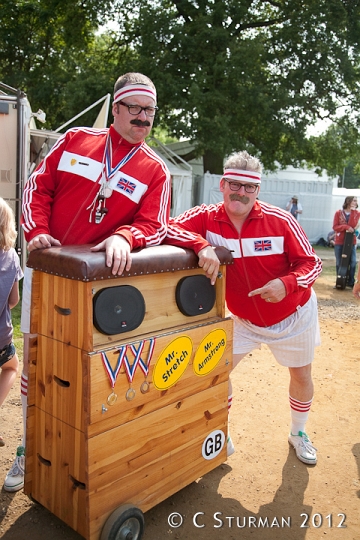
[
  {"x1": 120, "y1": 342, "x2": 143, "y2": 383},
  {"x1": 131, "y1": 338, "x2": 156, "y2": 377},
  {"x1": 103, "y1": 133, "x2": 143, "y2": 184},
  {"x1": 87, "y1": 135, "x2": 144, "y2": 223},
  {"x1": 102, "y1": 339, "x2": 156, "y2": 387},
  {"x1": 101, "y1": 350, "x2": 123, "y2": 389}
]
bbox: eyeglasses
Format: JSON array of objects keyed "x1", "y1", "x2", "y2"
[
  {"x1": 224, "y1": 179, "x2": 259, "y2": 193},
  {"x1": 118, "y1": 101, "x2": 158, "y2": 117}
]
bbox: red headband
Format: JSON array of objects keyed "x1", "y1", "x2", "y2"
[
  {"x1": 113, "y1": 84, "x2": 157, "y2": 104},
  {"x1": 222, "y1": 168, "x2": 261, "y2": 184}
]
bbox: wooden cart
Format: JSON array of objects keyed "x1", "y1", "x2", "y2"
[{"x1": 24, "y1": 244, "x2": 233, "y2": 540}]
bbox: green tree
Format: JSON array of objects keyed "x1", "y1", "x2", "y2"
[
  {"x1": 45, "y1": 32, "x2": 138, "y2": 128},
  {"x1": 109, "y1": 0, "x2": 360, "y2": 173},
  {"x1": 303, "y1": 120, "x2": 360, "y2": 186},
  {"x1": 342, "y1": 161, "x2": 360, "y2": 188},
  {"x1": 0, "y1": 0, "x2": 116, "y2": 127},
  {"x1": 2, "y1": 0, "x2": 360, "y2": 176}
]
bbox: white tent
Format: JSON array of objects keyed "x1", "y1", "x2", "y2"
[{"x1": 149, "y1": 138, "x2": 193, "y2": 217}]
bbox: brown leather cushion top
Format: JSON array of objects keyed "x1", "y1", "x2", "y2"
[{"x1": 26, "y1": 244, "x2": 233, "y2": 282}]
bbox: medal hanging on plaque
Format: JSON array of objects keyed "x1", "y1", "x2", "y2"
[
  {"x1": 130, "y1": 338, "x2": 156, "y2": 394},
  {"x1": 101, "y1": 350, "x2": 122, "y2": 406},
  {"x1": 121, "y1": 344, "x2": 143, "y2": 401}
]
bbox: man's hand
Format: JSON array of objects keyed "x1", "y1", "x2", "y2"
[
  {"x1": 27, "y1": 234, "x2": 61, "y2": 252},
  {"x1": 197, "y1": 246, "x2": 220, "y2": 285},
  {"x1": 91, "y1": 235, "x2": 132, "y2": 276},
  {"x1": 248, "y1": 278, "x2": 286, "y2": 303}
]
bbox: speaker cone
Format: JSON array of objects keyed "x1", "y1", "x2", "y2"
[
  {"x1": 93, "y1": 285, "x2": 146, "y2": 335},
  {"x1": 175, "y1": 275, "x2": 215, "y2": 316}
]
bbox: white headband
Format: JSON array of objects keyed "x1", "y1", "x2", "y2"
[
  {"x1": 222, "y1": 168, "x2": 261, "y2": 184},
  {"x1": 113, "y1": 84, "x2": 157, "y2": 105}
]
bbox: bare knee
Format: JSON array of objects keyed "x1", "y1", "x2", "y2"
[
  {"x1": 288, "y1": 364, "x2": 313, "y2": 385},
  {"x1": 1, "y1": 354, "x2": 19, "y2": 375}
]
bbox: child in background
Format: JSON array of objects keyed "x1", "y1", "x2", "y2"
[{"x1": 0, "y1": 198, "x2": 23, "y2": 448}]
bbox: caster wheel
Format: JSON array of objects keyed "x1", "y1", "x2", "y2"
[{"x1": 100, "y1": 504, "x2": 145, "y2": 540}]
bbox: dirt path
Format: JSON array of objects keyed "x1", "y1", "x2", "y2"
[{"x1": 0, "y1": 249, "x2": 359, "y2": 540}]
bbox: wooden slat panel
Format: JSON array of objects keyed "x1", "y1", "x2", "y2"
[
  {"x1": 92, "y1": 269, "x2": 225, "y2": 349},
  {"x1": 87, "y1": 318, "x2": 233, "y2": 435},
  {"x1": 87, "y1": 382, "x2": 228, "y2": 540},
  {"x1": 35, "y1": 266, "x2": 227, "y2": 352},
  {"x1": 35, "y1": 337, "x2": 85, "y2": 431},
  {"x1": 38, "y1": 274, "x2": 92, "y2": 350},
  {"x1": 27, "y1": 334, "x2": 39, "y2": 407},
  {"x1": 215, "y1": 266, "x2": 227, "y2": 318},
  {"x1": 29, "y1": 269, "x2": 40, "y2": 334},
  {"x1": 24, "y1": 405, "x2": 35, "y2": 495},
  {"x1": 29, "y1": 408, "x2": 88, "y2": 538},
  {"x1": 32, "y1": 319, "x2": 232, "y2": 435}
]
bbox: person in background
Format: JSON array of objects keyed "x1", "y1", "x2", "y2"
[
  {"x1": 0, "y1": 198, "x2": 23, "y2": 448},
  {"x1": 332, "y1": 196, "x2": 360, "y2": 289},
  {"x1": 165, "y1": 150, "x2": 322, "y2": 466},
  {"x1": 327, "y1": 230, "x2": 335, "y2": 247},
  {"x1": 286, "y1": 195, "x2": 303, "y2": 220},
  {"x1": 4, "y1": 72, "x2": 171, "y2": 492}
]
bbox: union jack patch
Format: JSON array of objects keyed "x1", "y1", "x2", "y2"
[
  {"x1": 254, "y1": 239, "x2": 272, "y2": 252},
  {"x1": 117, "y1": 177, "x2": 136, "y2": 195}
]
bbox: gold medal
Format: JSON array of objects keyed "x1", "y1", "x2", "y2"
[
  {"x1": 107, "y1": 391, "x2": 118, "y2": 406},
  {"x1": 126, "y1": 388, "x2": 136, "y2": 401},
  {"x1": 140, "y1": 381, "x2": 150, "y2": 394}
]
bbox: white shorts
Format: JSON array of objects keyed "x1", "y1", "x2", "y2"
[
  {"x1": 232, "y1": 289, "x2": 320, "y2": 368},
  {"x1": 20, "y1": 267, "x2": 33, "y2": 334}
]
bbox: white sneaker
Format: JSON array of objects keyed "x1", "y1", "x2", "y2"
[
  {"x1": 4, "y1": 446, "x2": 25, "y2": 492},
  {"x1": 288, "y1": 432, "x2": 317, "y2": 465},
  {"x1": 227, "y1": 435, "x2": 235, "y2": 456}
]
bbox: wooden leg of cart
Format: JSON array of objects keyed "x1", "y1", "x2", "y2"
[{"x1": 24, "y1": 245, "x2": 233, "y2": 540}]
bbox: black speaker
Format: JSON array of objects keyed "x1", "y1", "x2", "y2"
[
  {"x1": 93, "y1": 285, "x2": 146, "y2": 335},
  {"x1": 175, "y1": 275, "x2": 216, "y2": 316}
]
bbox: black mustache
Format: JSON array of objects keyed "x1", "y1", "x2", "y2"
[
  {"x1": 230, "y1": 194, "x2": 250, "y2": 204},
  {"x1": 130, "y1": 119, "x2": 151, "y2": 127}
]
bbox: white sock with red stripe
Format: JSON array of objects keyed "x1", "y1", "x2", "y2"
[
  {"x1": 289, "y1": 395, "x2": 313, "y2": 435},
  {"x1": 228, "y1": 394, "x2": 232, "y2": 411},
  {"x1": 21, "y1": 373, "x2": 28, "y2": 447}
]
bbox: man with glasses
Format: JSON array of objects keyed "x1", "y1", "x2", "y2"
[
  {"x1": 165, "y1": 150, "x2": 322, "y2": 466},
  {"x1": 4, "y1": 72, "x2": 171, "y2": 492}
]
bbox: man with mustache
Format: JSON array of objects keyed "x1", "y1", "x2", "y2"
[
  {"x1": 165, "y1": 150, "x2": 322, "y2": 466},
  {"x1": 4, "y1": 72, "x2": 171, "y2": 492}
]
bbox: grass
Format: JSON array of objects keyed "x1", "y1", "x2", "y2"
[
  {"x1": 12, "y1": 303, "x2": 22, "y2": 339},
  {"x1": 319, "y1": 264, "x2": 336, "y2": 277},
  {"x1": 311, "y1": 245, "x2": 337, "y2": 278}
]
